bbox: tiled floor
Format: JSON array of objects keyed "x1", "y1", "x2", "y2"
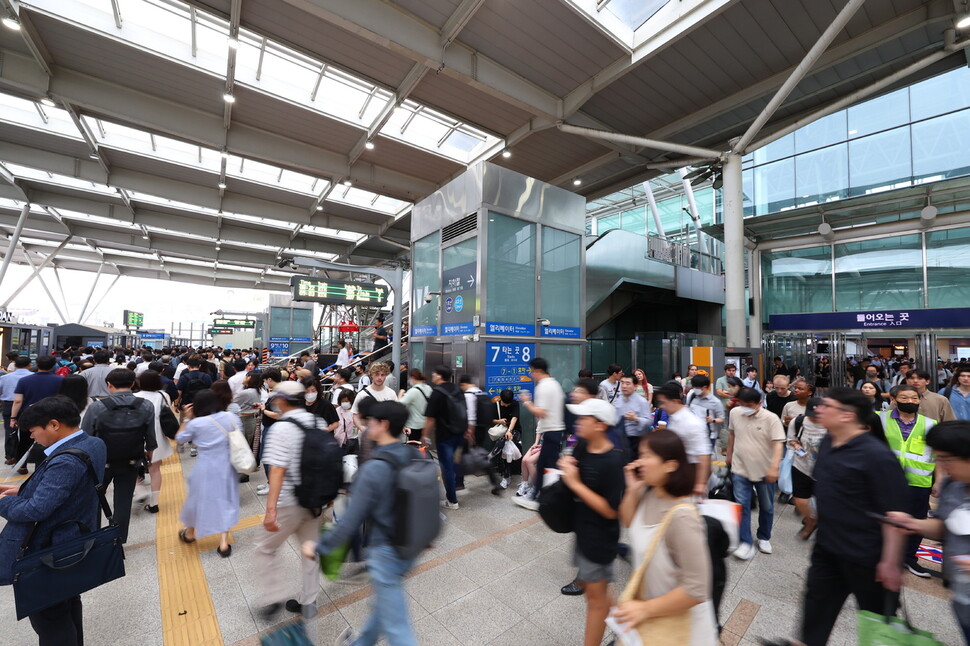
[{"x1": 0, "y1": 451, "x2": 961, "y2": 646}]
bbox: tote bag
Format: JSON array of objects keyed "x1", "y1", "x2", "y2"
[{"x1": 213, "y1": 416, "x2": 257, "y2": 474}]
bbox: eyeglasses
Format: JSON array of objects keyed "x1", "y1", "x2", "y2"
[{"x1": 815, "y1": 401, "x2": 853, "y2": 413}]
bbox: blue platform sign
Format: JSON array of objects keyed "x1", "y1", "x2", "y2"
[
  {"x1": 269, "y1": 341, "x2": 290, "y2": 356},
  {"x1": 291, "y1": 337, "x2": 311, "y2": 343},
  {"x1": 139, "y1": 332, "x2": 165, "y2": 340},
  {"x1": 485, "y1": 322, "x2": 536, "y2": 336},
  {"x1": 770, "y1": 307, "x2": 970, "y2": 331},
  {"x1": 540, "y1": 325, "x2": 581, "y2": 338},
  {"x1": 411, "y1": 325, "x2": 438, "y2": 337},
  {"x1": 484, "y1": 342, "x2": 535, "y2": 399},
  {"x1": 269, "y1": 336, "x2": 289, "y2": 342},
  {"x1": 441, "y1": 322, "x2": 476, "y2": 336}
]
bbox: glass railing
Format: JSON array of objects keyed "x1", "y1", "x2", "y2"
[{"x1": 645, "y1": 233, "x2": 722, "y2": 275}]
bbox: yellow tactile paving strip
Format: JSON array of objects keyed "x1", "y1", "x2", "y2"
[{"x1": 155, "y1": 451, "x2": 224, "y2": 646}]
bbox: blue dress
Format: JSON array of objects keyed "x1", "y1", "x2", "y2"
[{"x1": 177, "y1": 412, "x2": 241, "y2": 538}]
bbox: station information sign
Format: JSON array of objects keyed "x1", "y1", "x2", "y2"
[
  {"x1": 207, "y1": 328, "x2": 233, "y2": 335},
  {"x1": 484, "y1": 342, "x2": 535, "y2": 399},
  {"x1": 290, "y1": 276, "x2": 388, "y2": 306},
  {"x1": 124, "y1": 310, "x2": 144, "y2": 327},
  {"x1": 213, "y1": 318, "x2": 256, "y2": 328}
]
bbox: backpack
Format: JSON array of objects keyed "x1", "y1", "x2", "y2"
[
  {"x1": 472, "y1": 391, "x2": 493, "y2": 436},
  {"x1": 373, "y1": 447, "x2": 442, "y2": 560},
  {"x1": 434, "y1": 385, "x2": 467, "y2": 436},
  {"x1": 180, "y1": 371, "x2": 207, "y2": 407},
  {"x1": 290, "y1": 417, "x2": 344, "y2": 517},
  {"x1": 54, "y1": 360, "x2": 74, "y2": 377},
  {"x1": 793, "y1": 414, "x2": 806, "y2": 441},
  {"x1": 97, "y1": 397, "x2": 151, "y2": 462}
]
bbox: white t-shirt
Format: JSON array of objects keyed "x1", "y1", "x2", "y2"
[
  {"x1": 330, "y1": 383, "x2": 355, "y2": 406},
  {"x1": 227, "y1": 371, "x2": 247, "y2": 397},
  {"x1": 336, "y1": 348, "x2": 350, "y2": 368},
  {"x1": 534, "y1": 376, "x2": 565, "y2": 434},
  {"x1": 350, "y1": 384, "x2": 398, "y2": 416},
  {"x1": 666, "y1": 407, "x2": 710, "y2": 464},
  {"x1": 134, "y1": 361, "x2": 151, "y2": 376}
]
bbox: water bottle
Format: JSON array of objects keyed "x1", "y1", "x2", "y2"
[{"x1": 562, "y1": 434, "x2": 578, "y2": 457}]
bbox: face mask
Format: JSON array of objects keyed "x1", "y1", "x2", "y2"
[
  {"x1": 739, "y1": 406, "x2": 758, "y2": 416},
  {"x1": 691, "y1": 388, "x2": 704, "y2": 397},
  {"x1": 305, "y1": 392, "x2": 318, "y2": 403},
  {"x1": 340, "y1": 402, "x2": 352, "y2": 410},
  {"x1": 897, "y1": 402, "x2": 919, "y2": 414}
]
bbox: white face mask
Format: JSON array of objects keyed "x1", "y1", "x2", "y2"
[
  {"x1": 340, "y1": 401, "x2": 352, "y2": 410},
  {"x1": 691, "y1": 388, "x2": 704, "y2": 397},
  {"x1": 305, "y1": 392, "x2": 318, "y2": 403},
  {"x1": 739, "y1": 406, "x2": 758, "y2": 416}
]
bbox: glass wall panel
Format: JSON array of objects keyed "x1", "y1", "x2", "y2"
[
  {"x1": 910, "y1": 67, "x2": 970, "y2": 121},
  {"x1": 486, "y1": 213, "x2": 535, "y2": 324},
  {"x1": 539, "y1": 343, "x2": 581, "y2": 398},
  {"x1": 834, "y1": 234, "x2": 923, "y2": 311},
  {"x1": 847, "y1": 88, "x2": 909, "y2": 138},
  {"x1": 912, "y1": 109, "x2": 970, "y2": 183},
  {"x1": 753, "y1": 132, "x2": 794, "y2": 165},
  {"x1": 795, "y1": 111, "x2": 846, "y2": 153},
  {"x1": 847, "y1": 127, "x2": 912, "y2": 196},
  {"x1": 620, "y1": 207, "x2": 646, "y2": 233},
  {"x1": 795, "y1": 143, "x2": 848, "y2": 206},
  {"x1": 598, "y1": 213, "x2": 619, "y2": 233},
  {"x1": 752, "y1": 157, "x2": 795, "y2": 215},
  {"x1": 693, "y1": 187, "x2": 716, "y2": 226},
  {"x1": 926, "y1": 226, "x2": 970, "y2": 308},
  {"x1": 761, "y1": 245, "x2": 833, "y2": 317},
  {"x1": 742, "y1": 168, "x2": 755, "y2": 217},
  {"x1": 412, "y1": 231, "x2": 440, "y2": 330},
  {"x1": 541, "y1": 227, "x2": 582, "y2": 328}
]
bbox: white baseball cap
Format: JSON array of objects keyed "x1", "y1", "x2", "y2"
[{"x1": 566, "y1": 398, "x2": 616, "y2": 426}]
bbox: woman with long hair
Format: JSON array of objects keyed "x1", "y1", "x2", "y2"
[
  {"x1": 616, "y1": 430, "x2": 718, "y2": 644},
  {"x1": 176, "y1": 389, "x2": 241, "y2": 556},
  {"x1": 301, "y1": 375, "x2": 339, "y2": 430},
  {"x1": 134, "y1": 370, "x2": 175, "y2": 513},
  {"x1": 633, "y1": 368, "x2": 653, "y2": 401},
  {"x1": 859, "y1": 381, "x2": 888, "y2": 412}
]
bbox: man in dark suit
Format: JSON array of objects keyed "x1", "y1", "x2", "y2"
[{"x1": 0, "y1": 395, "x2": 108, "y2": 646}]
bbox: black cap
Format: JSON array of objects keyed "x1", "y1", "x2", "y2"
[
  {"x1": 805, "y1": 397, "x2": 822, "y2": 418},
  {"x1": 366, "y1": 400, "x2": 408, "y2": 428}
]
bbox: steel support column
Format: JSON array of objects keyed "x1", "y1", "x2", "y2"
[
  {"x1": 641, "y1": 181, "x2": 666, "y2": 239},
  {"x1": 21, "y1": 251, "x2": 68, "y2": 324},
  {"x1": 1, "y1": 237, "x2": 71, "y2": 308},
  {"x1": 722, "y1": 153, "x2": 746, "y2": 347},
  {"x1": 556, "y1": 123, "x2": 720, "y2": 159},
  {"x1": 0, "y1": 204, "x2": 30, "y2": 291},
  {"x1": 80, "y1": 274, "x2": 122, "y2": 325},
  {"x1": 77, "y1": 262, "x2": 106, "y2": 323},
  {"x1": 748, "y1": 248, "x2": 763, "y2": 348}
]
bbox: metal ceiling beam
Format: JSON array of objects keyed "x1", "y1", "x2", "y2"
[
  {"x1": 547, "y1": 151, "x2": 626, "y2": 187},
  {"x1": 556, "y1": 123, "x2": 720, "y2": 159},
  {"x1": 76, "y1": 261, "x2": 105, "y2": 323},
  {"x1": 20, "y1": 248, "x2": 68, "y2": 323},
  {"x1": 348, "y1": 62, "x2": 429, "y2": 164},
  {"x1": 732, "y1": 0, "x2": 869, "y2": 154},
  {"x1": 0, "y1": 203, "x2": 30, "y2": 290},
  {"x1": 439, "y1": 0, "x2": 485, "y2": 46},
  {"x1": 80, "y1": 273, "x2": 121, "y2": 325},
  {"x1": 1, "y1": 236, "x2": 71, "y2": 308}
]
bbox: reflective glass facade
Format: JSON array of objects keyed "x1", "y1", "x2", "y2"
[{"x1": 743, "y1": 67, "x2": 970, "y2": 217}]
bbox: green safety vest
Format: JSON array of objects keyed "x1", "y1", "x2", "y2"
[{"x1": 879, "y1": 411, "x2": 936, "y2": 488}]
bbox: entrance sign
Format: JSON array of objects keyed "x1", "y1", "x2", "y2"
[
  {"x1": 290, "y1": 276, "x2": 388, "y2": 306},
  {"x1": 441, "y1": 261, "x2": 476, "y2": 335},
  {"x1": 484, "y1": 342, "x2": 535, "y2": 399},
  {"x1": 770, "y1": 307, "x2": 970, "y2": 331}
]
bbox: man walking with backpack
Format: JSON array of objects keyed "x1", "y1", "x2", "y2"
[
  {"x1": 422, "y1": 366, "x2": 466, "y2": 510},
  {"x1": 176, "y1": 357, "x2": 213, "y2": 413},
  {"x1": 81, "y1": 368, "x2": 156, "y2": 543},
  {"x1": 255, "y1": 381, "x2": 340, "y2": 619},
  {"x1": 459, "y1": 375, "x2": 502, "y2": 496},
  {"x1": 304, "y1": 401, "x2": 429, "y2": 646}
]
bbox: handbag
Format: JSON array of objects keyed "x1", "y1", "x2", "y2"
[
  {"x1": 538, "y1": 479, "x2": 575, "y2": 533},
  {"x1": 617, "y1": 503, "x2": 696, "y2": 645},
  {"x1": 159, "y1": 404, "x2": 180, "y2": 440},
  {"x1": 778, "y1": 446, "x2": 794, "y2": 496},
  {"x1": 12, "y1": 449, "x2": 126, "y2": 620},
  {"x1": 213, "y1": 417, "x2": 257, "y2": 474},
  {"x1": 488, "y1": 402, "x2": 508, "y2": 441},
  {"x1": 857, "y1": 591, "x2": 943, "y2": 646}
]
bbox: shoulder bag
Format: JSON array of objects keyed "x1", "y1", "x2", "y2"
[
  {"x1": 617, "y1": 502, "x2": 697, "y2": 645},
  {"x1": 12, "y1": 449, "x2": 126, "y2": 620},
  {"x1": 488, "y1": 402, "x2": 508, "y2": 441},
  {"x1": 212, "y1": 416, "x2": 257, "y2": 474}
]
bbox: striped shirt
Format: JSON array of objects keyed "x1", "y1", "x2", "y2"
[{"x1": 262, "y1": 408, "x2": 321, "y2": 508}]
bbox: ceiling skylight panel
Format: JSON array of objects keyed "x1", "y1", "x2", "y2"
[
  {"x1": 86, "y1": 117, "x2": 221, "y2": 171},
  {"x1": 603, "y1": 0, "x2": 671, "y2": 30},
  {"x1": 4, "y1": 163, "x2": 116, "y2": 195},
  {"x1": 0, "y1": 93, "x2": 84, "y2": 140},
  {"x1": 225, "y1": 156, "x2": 325, "y2": 194},
  {"x1": 380, "y1": 101, "x2": 498, "y2": 163},
  {"x1": 327, "y1": 186, "x2": 411, "y2": 216}
]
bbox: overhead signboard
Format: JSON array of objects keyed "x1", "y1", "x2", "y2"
[
  {"x1": 290, "y1": 276, "x2": 388, "y2": 306},
  {"x1": 769, "y1": 307, "x2": 970, "y2": 330},
  {"x1": 484, "y1": 342, "x2": 535, "y2": 399},
  {"x1": 441, "y1": 261, "x2": 476, "y2": 336},
  {"x1": 123, "y1": 310, "x2": 144, "y2": 327},
  {"x1": 207, "y1": 328, "x2": 233, "y2": 335},
  {"x1": 213, "y1": 318, "x2": 256, "y2": 328}
]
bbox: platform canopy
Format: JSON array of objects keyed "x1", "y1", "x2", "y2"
[{"x1": 0, "y1": 0, "x2": 965, "y2": 290}]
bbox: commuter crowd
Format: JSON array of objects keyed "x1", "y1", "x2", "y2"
[{"x1": 2, "y1": 340, "x2": 970, "y2": 646}]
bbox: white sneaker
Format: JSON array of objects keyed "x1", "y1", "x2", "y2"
[
  {"x1": 500, "y1": 478, "x2": 509, "y2": 489},
  {"x1": 189, "y1": 448, "x2": 198, "y2": 457},
  {"x1": 757, "y1": 539, "x2": 773, "y2": 554},
  {"x1": 256, "y1": 484, "x2": 269, "y2": 495},
  {"x1": 513, "y1": 496, "x2": 540, "y2": 511},
  {"x1": 515, "y1": 482, "x2": 529, "y2": 496},
  {"x1": 441, "y1": 500, "x2": 459, "y2": 510},
  {"x1": 733, "y1": 543, "x2": 755, "y2": 560}
]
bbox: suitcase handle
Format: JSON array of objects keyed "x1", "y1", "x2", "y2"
[{"x1": 40, "y1": 539, "x2": 96, "y2": 570}]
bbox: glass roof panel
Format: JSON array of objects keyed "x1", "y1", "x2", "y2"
[
  {"x1": 3, "y1": 162, "x2": 117, "y2": 195},
  {"x1": 226, "y1": 155, "x2": 327, "y2": 195},
  {"x1": 603, "y1": 0, "x2": 671, "y2": 30},
  {"x1": 86, "y1": 117, "x2": 222, "y2": 172},
  {"x1": 380, "y1": 100, "x2": 500, "y2": 164},
  {"x1": 327, "y1": 185, "x2": 411, "y2": 217},
  {"x1": 0, "y1": 93, "x2": 84, "y2": 140}
]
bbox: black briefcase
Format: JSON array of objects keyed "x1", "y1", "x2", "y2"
[{"x1": 11, "y1": 449, "x2": 126, "y2": 620}]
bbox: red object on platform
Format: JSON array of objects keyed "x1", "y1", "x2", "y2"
[{"x1": 338, "y1": 321, "x2": 359, "y2": 334}]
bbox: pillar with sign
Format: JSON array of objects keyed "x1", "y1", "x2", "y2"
[{"x1": 410, "y1": 162, "x2": 586, "y2": 446}]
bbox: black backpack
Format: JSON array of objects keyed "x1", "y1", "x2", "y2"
[
  {"x1": 434, "y1": 385, "x2": 467, "y2": 436},
  {"x1": 97, "y1": 398, "x2": 151, "y2": 462},
  {"x1": 290, "y1": 417, "x2": 344, "y2": 517},
  {"x1": 473, "y1": 391, "x2": 493, "y2": 436},
  {"x1": 180, "y1": 371, "x2": 207, "y2": 407}
]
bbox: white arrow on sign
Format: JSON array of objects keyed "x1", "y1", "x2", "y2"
[{"x1": 466, "y1": 275, "x2": 475, "y2": 288}]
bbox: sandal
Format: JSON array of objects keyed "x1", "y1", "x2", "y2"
[
  {"x1": 217, "y1": 545, "x2": 232, "y2": 558},
  {"x1": 797, "y1": 519, "x2": 817, "y2": 541},
  {"x1": 178, "y1": 528, "x2": 196, "y2": 544}
]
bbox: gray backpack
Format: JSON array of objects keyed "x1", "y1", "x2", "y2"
[{"x1": 373, "y1": 448, "x2": 442, "y2": 560}]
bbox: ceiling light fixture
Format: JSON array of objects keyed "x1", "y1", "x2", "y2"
[
  {"x1": 343, "y1": 179, "x2": 352, "y2": 187},
  {"x1": 227, "y1": 37, "x2": 239, "y2": 49},
  {"x1": 218, "y1": 182, "x2": 227, "y2": 189},
  {"x1": 364, "y1": 141, "x2": 375, "y2": 150},
  {"x1": 957, "y1": 14, "x2": 970, "y2": 29},
  {"x1": 40, "y1": 96, "x2": 56, "y2": 108},
  {"x1": 572, "y1": 178, "x2": 582, "y2": 186},
  {"x1": 502, "y1": 150, "x2": 512, "y2": 158},
  {"x1": 220, "y1": 150, "x2": 229, "y2": 159},
  {"x1": 215, "y1": 245, "x2": 221, "y2": 251},
  {"x1": 222, "y1": 92, "x2": 236, "y2": 103},
  {"x1": 316, "y1": 205, "x2": 324, "y2": 211},
  {"x1": 141, "y1": 234, "x2": 149, "y2": 240},
  {"x1": 2, "y1": 16, "x2": 21, "y2": 31}
]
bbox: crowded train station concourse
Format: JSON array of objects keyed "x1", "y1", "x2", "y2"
[{"x1": 2, "y1": 0, "x2": 970, "y2": 644}]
